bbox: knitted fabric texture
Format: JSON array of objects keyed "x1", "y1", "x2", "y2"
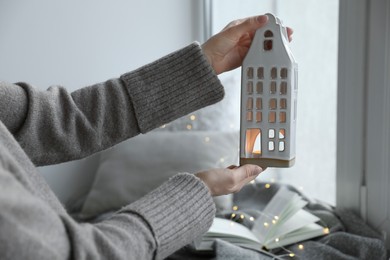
[{"x1": 0, "y1": 43, "x2": 222, "y2": 260}]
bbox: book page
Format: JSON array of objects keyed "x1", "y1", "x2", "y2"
[
  {"x1": 264, "y1": 223, "x2": 325, "y2": 249},
  {"x1": 268, "y1": 209, "x2": 320, "y2": 240},
  {"x1": 251, "y1": 187, "x2": 307, "y2": 243},
  {"x1": 206, "y1": 218, "x2": 260, "y2": 244}
]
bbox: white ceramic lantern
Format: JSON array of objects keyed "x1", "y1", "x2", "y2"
[{"x1": 240, "y1": 13, "x2": 298, "y2": 168}]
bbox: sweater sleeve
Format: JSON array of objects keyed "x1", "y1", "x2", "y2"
[
  {"x1": 0, "y1": 163, "x2": 215, "y2": 260},
  {"x1": 0, "y1": 43, "x2": 224, "y2": 166}
]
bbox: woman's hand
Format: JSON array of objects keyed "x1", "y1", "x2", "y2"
[
  {"x1": 196, "y1": 165, "x2": 263, "y2": 196},
  {"x1": 202, "y1": 15, "x2": 293, "y2": 75}
]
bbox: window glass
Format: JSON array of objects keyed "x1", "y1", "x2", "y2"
[{"x1": 212, "y1": 0, "x2": 338, "y2": 205}]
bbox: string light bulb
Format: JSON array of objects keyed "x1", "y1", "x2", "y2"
[
  {"x1": 275, "y1": 238, "x2": 280, "y2": 242},
  {"x1": 231, "y1": 213, "x2": 236, "y2": 218},
  {"x1": 186, "y1": 124, "x2": 192, "y2": 130},
  {"x1": 264, "y1": 222, "x2": 269, "y2": 227},
  {"x1": 190, "y1": 115, "x2": 196, "y2": 121},
  {"x1": 249, "y1": 217, "x2": 255, "y2": 221},
  {"x1": 323, "y1": 227, "x2": 330, "y2": 234},
  {"x1": 298, "y1": 244, "x2": 304, "y2": 250},
  {"x1": 232, "y1": 206, "x2": 238, "y2": 211},
  {"x1": 289, "y1": 253, "x2": 295, "y2": 257},
  {"x1": 265, "y1": 183, "x2": 271, "y2": 189},
  {"x1": 240, "y1": 214, "x2": 245, "y2": 219}
]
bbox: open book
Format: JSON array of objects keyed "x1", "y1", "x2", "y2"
[{"x1": 198, "y1": 187, "x2": 327, "y2": 251}]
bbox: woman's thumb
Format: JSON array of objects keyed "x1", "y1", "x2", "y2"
[{"x1": 237, "y1": 164, "x2": 263, "y2": 180}]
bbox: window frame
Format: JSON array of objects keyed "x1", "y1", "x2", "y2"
[{"x1": 337, "y1": 0, "x2": 390, "y2": 248}]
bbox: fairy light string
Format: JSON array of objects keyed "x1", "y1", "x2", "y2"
[{"x1": 227, "y1": 182, "x2": 331, "y2": 260}]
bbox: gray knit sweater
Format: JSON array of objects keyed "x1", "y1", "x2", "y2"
[{"x1": 0, "y1": 43, "x2": 224, "y2": 260}]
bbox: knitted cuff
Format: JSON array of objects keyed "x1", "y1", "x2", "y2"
[
  {"x1": 123, "y1": 173, "x2": 216, "y2": 260},
  {"x1": 120, "y1": 43, "x2": 224, "y2": 133}
]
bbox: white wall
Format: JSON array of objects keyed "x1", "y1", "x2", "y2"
[
  {"x1": 0, "y1": 0, "x2": 200, "y2": 90},
  {"x1": 0, "y1": 0, "x2": 201, "y2": 205}
]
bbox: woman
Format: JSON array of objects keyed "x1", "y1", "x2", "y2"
[{"x1": 0, "y1": 15, "x2": 292, "y2": 259}]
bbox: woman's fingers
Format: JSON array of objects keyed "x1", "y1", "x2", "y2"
[
  {"x1": 196, "y1": 165, "x2": 263, "y2": 196},
  {"x1": 222, "y1": 15, "x2": 269, "y2": 43}
]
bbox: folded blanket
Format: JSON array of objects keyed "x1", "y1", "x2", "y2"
[{"x1": 167, "y1": 183, "x2": 387, "y2": 260}]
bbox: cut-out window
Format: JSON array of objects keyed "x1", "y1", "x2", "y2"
[
  {"x1": 268, "y1": 129, "x2": 275, "y2": 139},
  {"x1": 280, "y1": 82, "x2": 287, "y2": 95},
  {"x1": 256, "y1": 112, "x2": 262, "y2": 122},
  {"x1": 268, "y1": 141, "x2": 275, "y2": 151},
  {"x1": 264, "y1": 30, "x2": 273, "y2": 37},
  {"x1": 271, "y1": 67, "x2": 277, "y2": 79},
  {"x1": 246, "y1": 111, "x2": 253, "y2": 121},
  {"x1": 279, "y1": 141, "x2": 285, "y2": 152},
  {"x1": 264, "y1": 40, "x2": 273, "y2": 51},
  {"x1": 281, "y1": 68, "x2": 288, "y2": 79},
  {"x1": 270, "y1": 82, "x2": 277, "y2": 94},
  {"x1": 246, "y1": 98, "x2": 253, "y2": 110},
  {"x1": 256, "y1": 98, "x2": 262, "y2": 110},
  {"x1": 247, "y1": 81, "x2": 253, "y2": 94},
  {"x1": 279, "y1": 129, "x2": 285, "y2": 139},
  {"x1": 268, "y1": 112, "x2": 276, "y2": 123},
  {"x1": 245, "y1": 129, "x2": 261, "y2": 157},
  {"x1": 269, "y1": 98, "x2": 277, "y2": 110},
  {"x1": 256, "y1": 82, "x2": 263, "y2": 94},
  {"x1": 279, "y1": 112, "x2": 286, "y2": 123},
  {"x1": 280, "y1": 98, "x2": 287, "y2": 109},
  {"x1": 257, "y1": 67, "x2": 264, "y2": 79},
  {"x1": 247, "y1": 67, "x2": 254, "y2": 79}
]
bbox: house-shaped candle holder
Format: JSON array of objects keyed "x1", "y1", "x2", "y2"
[{"x1": 240, "y1": 13, "x2": 298, "y2": 168}]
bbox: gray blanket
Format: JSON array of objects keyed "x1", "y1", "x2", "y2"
[{"x1": 167, "y1": 183, "x2": 388, "y2": 260}]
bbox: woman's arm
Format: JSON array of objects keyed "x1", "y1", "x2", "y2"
[
  {"x1": 0, "y1": 43, "x2": 224, "y2": 166},
  {"x1": 0, "y1": 161, "x2": 215, "y2": 260}
]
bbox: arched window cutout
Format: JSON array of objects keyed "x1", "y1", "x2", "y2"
[{"x1": 264, "y1": 30, "x2": 273, "y2": 38}]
